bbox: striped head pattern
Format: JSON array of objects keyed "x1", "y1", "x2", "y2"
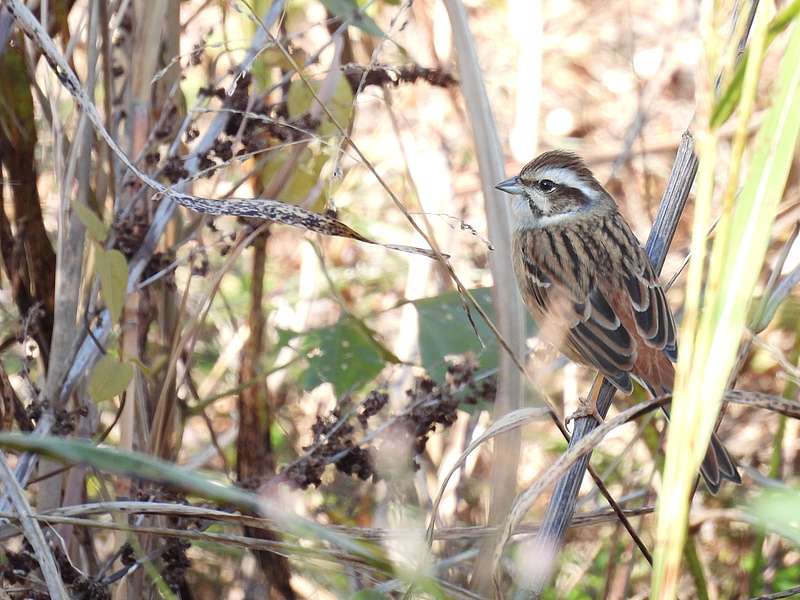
[{"x1": 495, "y1": 150, "x2": 618, "y2": 230}]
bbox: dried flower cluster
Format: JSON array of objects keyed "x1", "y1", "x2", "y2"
[{"x1": 284, "y1": 355, "x2": 496, "y2": 488}]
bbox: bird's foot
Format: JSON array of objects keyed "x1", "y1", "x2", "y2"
[{"x1": 565, "y1": 396, "x2": 605, "y2": 428}]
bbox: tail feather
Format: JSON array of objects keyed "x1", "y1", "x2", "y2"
[
  {"x1": 644, "y1": 361, "x2": 740, "y2": 493},
  {"x1": 659, "y1": 405, "x2": 741, "y2": 495},
  {"x1": 700, "y1": 433, "x2": 742, "y2": 494}
]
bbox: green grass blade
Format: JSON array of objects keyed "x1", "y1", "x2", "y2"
[
  {"x1": 711, "y1": 0, "x2": 800, "y2": 128},
  {"x1": 0, "y1": 433, "x2": 389, "y2": 570},
  {"x1": 652, "y1": 14, "x2": 800, "y2": 599}
]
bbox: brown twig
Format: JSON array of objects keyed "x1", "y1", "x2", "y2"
[
  {"x1": 749, "y1": 585, "x2": 800, "y2": 600},
  {"x1": 0, "y1": 450, "x2": 69, "y2": 599}
]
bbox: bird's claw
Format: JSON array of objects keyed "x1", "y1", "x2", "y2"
[{"x1": 565, "y1": 396, "x2": 605, "y2": 428}]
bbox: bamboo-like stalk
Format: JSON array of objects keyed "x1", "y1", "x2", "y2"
[
  {"x1": 119, "y1": 0, "x2": 169, "y2": 470},
  {"x1": 37, "y1": 0, "x2": 103, "y2": 542},
  {"x1": 653, "y1": 2, "x2": 800, "y2": 595}
]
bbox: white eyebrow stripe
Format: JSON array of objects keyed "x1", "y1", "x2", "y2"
[{"x1": 535, "y1": 167, "x2": 599, "y2": 201}]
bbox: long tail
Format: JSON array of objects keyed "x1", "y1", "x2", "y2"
[
  {"x1": 645, "y1": 358, "x2": 741, "y2": 493},
  {"x1": 700, "y1": 430, "x2": 742, "y2": 493},
  {"x1": 659, "y1": 405, "x2": 741, "y2": 494}
]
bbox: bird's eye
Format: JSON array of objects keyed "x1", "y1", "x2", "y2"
[{"x1": 538, "y1": 179, "x2": 556, "y2": 193}]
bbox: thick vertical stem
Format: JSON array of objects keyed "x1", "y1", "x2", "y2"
[
  {"x1": 236, "y1": 231, "x2": 296, "y2": 600},
  {"x1": 442, "y1": 1, "x2": 529, "y2": 593}
]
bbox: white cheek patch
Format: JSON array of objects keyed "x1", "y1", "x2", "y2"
[
  {"x1": 508, "y1": 165, "x2": 600, "y2": 230},
  {"x1": 535, "y1": 167, "x2": 599, "y2": 202},
  {"x1": 509, "y1": 192, "x2": 581, "y2": 230},
  {"x1": 510, "y1": 195, "x2": 539, "y2": 230},
  {"x1": 526, "y1": 190, "x2": 551, "y2": 214}
]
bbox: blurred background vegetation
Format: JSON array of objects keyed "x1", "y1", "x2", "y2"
[{"x1": 0, "y1": 0, "x2": 799, "y2": 598}]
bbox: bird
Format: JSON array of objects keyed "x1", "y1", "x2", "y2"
[{"x1": 495, "y1": 150, "x2": 741, "y2": 493}]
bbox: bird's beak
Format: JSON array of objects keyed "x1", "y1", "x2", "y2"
[{"x1": 495, "y1": 175, "x2": 524, "y2": 195}]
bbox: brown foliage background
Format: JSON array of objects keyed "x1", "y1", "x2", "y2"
[{"x1": 0, "y1": 1, "x2": 799, "y2": 599}]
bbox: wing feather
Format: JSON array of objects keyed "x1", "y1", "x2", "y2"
[
  {"x1": 626, "y1": 263, "x2": 677, "y2": 361},
  {"x1": 511, "y1": 206, "x2": 679, "y2": 395},
  {"x1": 515, "y1": 226, "x2": 639, "y2": 393}
]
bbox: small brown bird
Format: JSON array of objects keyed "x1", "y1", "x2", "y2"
[{"x1": 496, "y1": 150, "x2": 740, "y2": 493}]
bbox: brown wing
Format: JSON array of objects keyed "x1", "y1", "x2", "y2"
[
  {"x1": 595, "y1": 215, "x2": 677, "y2": 361},
  {"x1": 514, "y1": 216, "x2": 677, "y2": 395},
  {"x1": 623, "y1": 261, "x2": 677, "y2": 362}
]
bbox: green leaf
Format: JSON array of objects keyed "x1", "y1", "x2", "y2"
[
  {"x1": 319, "y1": 0, "x2": 385, "y2": 38},
  {"x1": 413, "y1": 287, "x2": 536, "y2": 384},
  {"x1": 287, "y1": 75, "x2": 354, "y2": 136},
  {"x1": 74, "y1": 202, "x2": 107, "y2": 242},
  {"x1": 287, "y1": 78, "x2": 316, "y2": 118},
  {"x1": 95, "y1": 245, "x2": 128, "y2": 322},
  {"x1": 349, "y1": 591, "x2": 388, "y2": 600},
  {"x1": 319, "y1": 75, "x2": 355, "y2": 138},
  {"x1": 749, "y1": 489, "x2": 800, "y2": 546},
  {"x1": 299, "y1": 315, "x2": 399, "y2": 394},
  {"x1": 711, "y1": 66, "x2": 746, "y2": 130},
  {"x1": 0, "y1": 433, "x2": 396, "y2": 573},
  {"x1": 259, "y1": 147, "x2": 329, "y2": 208},
  {"x1": 0, "y1": 433, "x2": 258, "y2": 509},
  {"x1": 711, "y1": 0, "x2": 800, "y2": 128},
  {"x1": 652, "y1": 14, "x2": 800, "y2": 597},
  {"x1": 293, "y1": 288, "x2": 536, "y2": 395},
  {"x1": 88, "y1": 355, "x2": 134, "y2": 403}
]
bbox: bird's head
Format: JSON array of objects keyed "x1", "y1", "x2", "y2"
[{"x1": 495, "y1": 150, "x2": 616, "y2": 230}]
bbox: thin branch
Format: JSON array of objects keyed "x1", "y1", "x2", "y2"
[
  {"x1": 491, "y1": 395, "x2": 673, "y2": 584},
  {"x1": 0, "y1": 451, "x2": 69, "y2": 600},
  {"x1": 0, "y1": 500, "x2": 654, "y2": 546},
  {"x1": 725, "y1": 388, "x2": 800, "y2": 418},
  {"x1": 749, "y1": 586, "x2": 800, "y2": 600}
]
